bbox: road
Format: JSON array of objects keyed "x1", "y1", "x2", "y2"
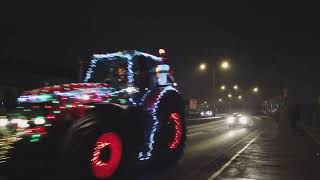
[
  {"x1": 135, "y1": 115, "x2": 320, "y2": 180},
  {"x1": 135, "y1": 115, "x2": 266, "y2": 180},
  {"x1": 2, "y1": 115, "x2": 319, "y2": 179}
]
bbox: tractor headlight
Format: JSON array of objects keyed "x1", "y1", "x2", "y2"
[
  {"x1": 11, "y1": 118, "x2": 30, "y2": 128},
  {"x1": 227, "y1": 116, "x2": 235, "y2": 124},
  {"x1": 0, "y1": 118, "x2": 8, "y2": 127},
  {"x1": 239, "y1": 116, "x2": 248, "y2": 124},
  {"x1": 33, "y1": 117, "x2": 46, "y2": 125}
]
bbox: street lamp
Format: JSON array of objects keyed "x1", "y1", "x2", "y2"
[
  {"x1": 199, "y1": 63, "x2": 207, "y2": 71},
  {"x1": 238, "y1": 95, "x2": 242, "y2": 100},
  {"x1": 233, "y1": 85, "x2": 238, "y2": 90},
  {"x1": 228, "y1": 94, "x2": 232, "y2": 98},
  {"x1": 221, "y1": 85, "x2": 226, "y2": 90},
  {"x1": 220, "y1": 60, "x2": 230, "y2": 70},
  {"x1": 198, "y1": 60, "x2": 232, "y2": 116},
  {"x1": 218, "y1": 98, "x2": 222, "y2": 102},
  {"x1": 253, "y1": 87, "x2": 259, "y2": 93}
]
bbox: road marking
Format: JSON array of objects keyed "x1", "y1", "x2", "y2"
[
  {"x1": 303, "y1": 127, "x2": 320, "y2": 145},
  {"x1": 206, "y1": 126, "x2": 225, "y2": 132},
  {"x1": 188, "y1": 116, "x2": 225, "y2": 121},
  {"x1": 207, "y1": 131, "x2": 263, "y2": 180},
  {"x1": 187, "y1": 132, "x2": 204, "y2": 136},
  {"x1": 187, "y1": 126, "x2": 225, "y2": 137},
  {"x1": 209, "y1": 120, "x2": 225, "y2": 124},
  {"x1": 188, "y1": 120, "x2": 225, "y2": 129}
]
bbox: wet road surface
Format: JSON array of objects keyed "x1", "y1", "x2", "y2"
[
  {"x1": 136, "y1": 115, "x2": 320, "y2": 180},
  {"x1": 2, "y1": 115, "x2": 319, "y2": 180}
]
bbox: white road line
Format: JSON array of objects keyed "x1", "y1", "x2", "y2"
[
  {"x1": 303, "y1": 127, "x2": 320, "y2": 145},
  {"x1": 187, "y1": 126, "x2": 225, "y2": 137},
  {"x1": 188, "y1": 120, "x2": 225, "y2": 129},
  {"x1": 187, "y1": 132, "x2": 204, "y2": 136},
  {"x1": 207, "y1": 131, "x2": 263, "y2": 180},
  {"x1": 188, "y1": 116, "x2": 225, "y2": 121},
  {"x1": 209, "y1": 120, "x2": 225, "y2": 124}
]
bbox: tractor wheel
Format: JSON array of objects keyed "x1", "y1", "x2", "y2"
[
  {"x1": 59, "y1": 111, "x2": 129, "y2": 180},
  {"x1": 151, "y1": 91, "x2": 186, "y2": 169}
]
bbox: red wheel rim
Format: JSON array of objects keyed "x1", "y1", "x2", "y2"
[
  {"x1": 91, "y1": 132, "x2": 123, "y2": 179},
  {"x1": 168, "y1": 113, "x2": 183, "y2": 150}
]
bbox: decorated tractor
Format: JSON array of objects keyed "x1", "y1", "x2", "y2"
[{"x1": 0, "y1": 50, "x2": 186, "y2": 179}]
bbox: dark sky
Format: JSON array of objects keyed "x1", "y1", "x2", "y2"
[{"x1": 1, "y1": 1, "x2": 320, "y2": 103}]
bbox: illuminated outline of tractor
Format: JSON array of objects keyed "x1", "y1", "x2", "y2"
[{"x1": 0, "y1": 50, "x2": 186, "y2": 179}]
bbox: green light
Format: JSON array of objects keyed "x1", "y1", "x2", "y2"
[
  {"x1": 66, "y1": 104, "x2": 73, "y2": 108},
  {"x1": 52, "y1": 100, "x2": 60, "y2": 104},
  {"x1": 40, "y1": 94, "x2": 52, "y2": 99},
  {"x1": 119, "y1": 99, "x2": 127, "y2": 104},
  {"x1": 16, "y1": 106, "x2": 24, "y2": 109},
  {"x1": 53, "y1": 111, "x2": 61, "y2": 114},
  {"x1": 30, "y1": 139, "x2": 40, "y2": 143},
  {"x1": 23, "y1": 109, "x2": 32, "y2": 112},
  {"x1": 31, "y1": 134, "x2": 41, "y2": 139}
]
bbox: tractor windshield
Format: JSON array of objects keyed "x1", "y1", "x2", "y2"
[{"x1": 87, "y1": 60, "x2": 128, "y2": 88}]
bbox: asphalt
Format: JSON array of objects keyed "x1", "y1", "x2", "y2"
[
  {"x1": 215, "y1": 117, "x2": 320, "y2": 180},
  {"x1": 135, "y1": 115, "x2": 320, "y2": 180},
  {"x1": 2, "y1": 115, "x2": 320, "y2": 180}
]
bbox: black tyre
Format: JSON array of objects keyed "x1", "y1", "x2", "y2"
[
  {"x1": 151, "y1": 91, "x2": 186, "y2": 169},
  {"x1": 59, "y1": 108, "x2": 130, "y2": 180}
]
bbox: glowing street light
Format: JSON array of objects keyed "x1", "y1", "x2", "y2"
[
  {"x1": 228, "y1": 94, "x2": 232, "y2": 98},
  {"x1": 221, "y1": 85, "x2": 226, "y2": 90},
  {"x1": 218, "y1": 98, "x2": 222, "y2": 102},
  {"x1": 253, "y1": 87, "x2": 259, "y2": 93},
  {"x1": 233, "y1": 85, "x2": 238, "y2": 90},
  {"x1": 238, "y1": 95, "x2": 242, "y2": 100},
  {"x1": 199, "y1": 63, "x2": 207, "y2": 71},
  {"x1": 220, "y1": 60, "x2": 230, "y2": 70}
]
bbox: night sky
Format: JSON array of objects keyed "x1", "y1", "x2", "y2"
[{"x1": 1, "y1": 1, "x2": 320, "y2": 103}]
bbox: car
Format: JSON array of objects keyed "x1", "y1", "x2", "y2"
[
  {"x1": 226, "y1": 113, "x2": 252, "y2": 128},
  {"x1": 200, "y1": 110, "x2": 213, "y2": 117},
  {"x1": 0, "y1": 50, "x2": 186, "y2": 179}
]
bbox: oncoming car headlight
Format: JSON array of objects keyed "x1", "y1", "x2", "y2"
[
  {"x1": 206, "y1": 111, "x2": 212, "y2": 116},
  {"x1": 227, "y1": 116, "x2": 235, "y2": 124},
  {"x1": 239, "y1": 116, "x2": 248, "y2": 124}
]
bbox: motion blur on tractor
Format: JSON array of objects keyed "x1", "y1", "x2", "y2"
[{"x1": 0, "y1": 50, "x2": 186, "y2": 179}]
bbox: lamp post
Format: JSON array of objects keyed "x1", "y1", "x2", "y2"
[
  {"x1": 252, "y1": 86, "x2": 263, "y2": 113},
  {"x1": 198, "y1": 60, "x2": 231, "y2": 116}
]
